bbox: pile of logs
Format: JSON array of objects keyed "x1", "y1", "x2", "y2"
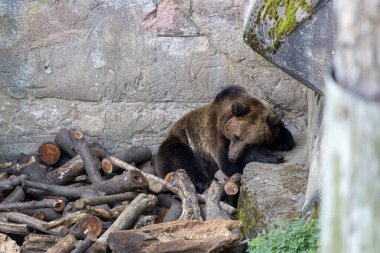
[{"x1": 0, "y1": 128, "x2": 245, "y2": 253}]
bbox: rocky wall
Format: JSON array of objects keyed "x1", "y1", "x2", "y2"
[{"x1": 0, "y1": 0, "x2": 307, "y2": 161}]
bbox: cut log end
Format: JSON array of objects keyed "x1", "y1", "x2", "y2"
[
  {"x1": 53, "y1": 199, "x2": 66, "y2": 212},
  {"x1": 73, "y1": 130, "x2": 84, "y2": 140},
  {"x1": 80, "y1": 216, "x2": 103, "y2": 239},
  {"x1": 129, "y1": 170, "x2": 149, "y2": 188},
  {"x1": 38, "y1": 142, "x2": 61, "y2": 166},
  {"x1": 102, "y1": 159, "x2": 113, "y2": 174},
  {"x1": 224, "y1": 181, "x2": 239, "y2": 196}
]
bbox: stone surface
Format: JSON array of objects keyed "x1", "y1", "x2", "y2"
[
  {"x1": 238, "y1": 132, "x2": 308, "y2": 238},
  {"x1": 0, "y1": 0, "x2": 307, "y2": 161},
  {"x1": 244, "y1": 0, "x2": 334, "y2": 93}
]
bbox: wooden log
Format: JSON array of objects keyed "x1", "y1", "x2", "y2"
[
  {"x1": 93, "y1": 170, "x2": 148, "y2": 194},
  {"x1": 69, "y1": 129, "x2": 103, "y2": 183},
  {"x1": 83, "y1": 206, "x2": 119, "y2": 220},
  {"x1": 2, "y1": 185, "x2": 25, "y2": 203},
  {"x1": 24, "y1": 180, "x2": 96, "y2": 199},
  {"x1": 25, "y1": 171, "x2": 144, "y2": 199},
  {"x1": 89, "y1": 142, "x2": 112, "y2": 160},
  {"x1": 0, "y1": 212, "x2": 68, "y2": 236},
  {"x1": 54, "y1": 128, "x2": 76, "y2": 157},
  {"x1": 132, "y1": 215, "x2": 159, "y2": 229},
  {"x1": 71, "y1": 234, "x2": 96, "y2": 253},
  {"x1": 104, "y1": 156, "x2": 179, "y2": 194},
  {"x1": 0, "y1": 174, "x2": 27, "y2": 192},
  {"x1": 0, "y1": 156, "x2": 36, "y2": 175},
  {"x1": 46, "y1": 155, "x2": 84, "y2": 185},
  {"x1": 20, "y1": 208, "x2": 62, "y2": 222},
  {"x1": 96, "y1": 193, "x2": 158, "y2": 244},
  {"x1": 21, "y1": 234, "x2": 59, "y2": 252},
  {"x1": 0, "y1": 198, "x2": 64, "y2": 212},
  {"x1": 107, "y1": 220, "x2": 243, "y2": 253},
  {"x1": 157, "y1": 194, "x2": 182, "y2": 222},
  {"x1": 38, "y1": 141, "x2": 61, "y2": 166},
  {"x1": 104, "y1": 156, "x2": 236, "y2": 215},
  {"x1": 74, "y1": 192, "x2": 138, "y2": 209},
  {"x1": 172, "y1": 169, "x2": 202, "y2": 221},
  {"x1": 224, "y1": 173, "x2": 241, "y2": 196},
  {"x1": 43, "y1": 211, "x2": 92, "y2": 230},
  {"x1": 46, "y1": 233, "x2": 76, "y2": 253},
  {"x1": 205, "y1": 180, "x2": 230, "y2": 221},
  {"x1": 0, "y1": 220, "x2": 29, "y2": 235},
  {"x1": 102, "y1": 146, "x2": 152, "y2": 174},
  {"x1": 197, "y1": 194, "x2": 236, "y2": 215},
  {"x1": 69, "y1": 216, "x2": 103, "y2": 240}
]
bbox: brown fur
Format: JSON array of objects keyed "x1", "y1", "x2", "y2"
[{"x1": 155, "y1": 85, "x2": 292, "y2": 192}]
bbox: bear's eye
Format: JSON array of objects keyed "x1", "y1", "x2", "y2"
[{"x1": 232, "y1": 134, "x2": 240, "y2": 142}]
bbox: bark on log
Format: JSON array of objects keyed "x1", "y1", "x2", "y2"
[
  {"x1": 24, "y1": 180, "x2": 97, "y2": 199},
  {"x1": 0, "y1": 212, "x2": 68, "y2": 236},
  {"x1": 71, "y1": 234, "x2": 96, "y2": 253},
  {"x1": 172, "y1": 169, "x2": 202, "y2": 221},
  {"x1": 198, "y1": 194, "x2": 236, "y2": 215},
  {"x1": 0, "y1": 174, "x2": 27, "y2": 192},
  {"x1": 83, "y1": 206, "x2": 121, "y2": 221},
  {"x1": 102, "y1": 146, "x2": 152, "y2": 174},
  {"x1": 54, "y1": 128, "x2": 77, "y2": 157},
  {"x1": 0, "y1": 198, "x2": 64, "y2": 212},
  {"x1": 205, "y1": 180, "x2": 230, "y2": 221},
  {"x1": 89, "y1": 142, "x2": 112, "y2": 159},
  {"x1": 21, "y1": 234, "x2": 59, "y2": 252},
  {"x1": 38, "y1": 142, "x2": 61, "y2": 166},
  {"x1": 43, "y1": 211, "x2": 92, "y2": 230},
  {"x1": 132, "y1": 215, "x2": 159, "y2": 229},
  {"x1": 93, "y1": 170, "x2": 148, "y2": 195},
  {"x1": 24, "y1": 171, "x2": 145, "y2": 199},
  {"x1": 46, "y1": 233, "x2": 76, "y2": 253},
  {"x1": 20, "y1": 208, "x2": 62, "y2": 222},
  {"x1": 0, "y1": 156, "x2": 36, "y2": 175},
  {"x1": 101, "y1": 156, "x2": 178, "y2": 194},
  {"x1": 2, "y1": 186, "x2": 25, "y2": 203},
  {"x1": 157, "y1": 194, "x2": 182, "y2": 222},
  {"x1": 75, "y1": 192, "x2": 138, "y2": 209},
  {"x1": 69, "y1": 129, "x2": 103, "y2": 183},
  {"x1": 46, "y1": 155, "x2": 84, "y2": 185},
  {"x1": 107, "y1": 220, "x2": 243, "y2": 253},
  {"x1": 69, "y1": 216, "x2": 103, "y2": 240},
  {"x1": 96, "y1": 193, "x2": 158, "y2": 244},
  {"x1": 0, "y1": 220, "x2": 29, "y2": 235}
]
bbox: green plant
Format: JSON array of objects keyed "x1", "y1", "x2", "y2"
[{"x1": 247, "y1": 219, "x2": 320, "y2": 253}]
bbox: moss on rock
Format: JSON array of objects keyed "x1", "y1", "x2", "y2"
[
  {"x1": 244, "y1": 0, "x2": 313, "y2": 57},
  {"x1": 237, "y1": 184, "x2": 266, "y2": 238}
]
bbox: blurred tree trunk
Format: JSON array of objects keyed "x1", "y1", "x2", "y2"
[{"x1": 321, "y1": 0, "x2": 380, "y2": 252}]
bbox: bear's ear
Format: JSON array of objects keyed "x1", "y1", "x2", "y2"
[{"x1": 231, "y1": 101, "x2": 250, "y2": 117}]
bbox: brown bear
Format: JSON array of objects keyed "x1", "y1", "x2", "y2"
[{"x1": 155, "y1": 85, "x2": 294, "y2": 192}]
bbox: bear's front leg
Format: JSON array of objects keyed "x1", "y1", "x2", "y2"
[
  {"x1": 243, "y1": 145, "x2": 284, "y2": 164},
  {"x1": 267, "y1": 125, "x2": 294, "y2": 151}
]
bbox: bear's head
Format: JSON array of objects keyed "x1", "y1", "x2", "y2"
[{"x1": 223, "y1": 98, "x2": 282, "y2": 163}]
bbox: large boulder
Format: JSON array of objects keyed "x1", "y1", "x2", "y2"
[
  {"x1": 238, "y1": 133, "x2": 308, "y2": 237},
  {"x1": 244, "y1": 0, "x2": 334, "y2": 93}
]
